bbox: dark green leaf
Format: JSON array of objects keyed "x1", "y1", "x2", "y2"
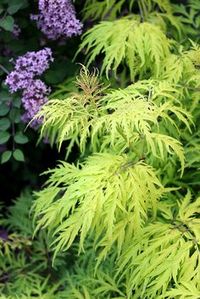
[
  {"x1": 8, "y1": 5, "x2": 22, "y2": 15},
  {"x1": 0, "y1": 131, "x2": 10, "y2": 144},
  {"x1": 0, "y1": 118, "x2": 11, "y2": 131},
  {"x1": 13, "y1": 149, "x2": 25, "y2": 162},
  {"x1": 14, "y1": 132, "x2": 28, "y2": 144},
  {"x1": 9, "y1": 108, "x2": 21, "y2": 123},
  {"x1": 8, "y1": 4, "x2": 23, "y2": 14},
  {"x1": 1, "y1": 150, "x2": 12, "y2": 164},
  {"x1": 0, "y1": 16, "x2": 14, "y2": 32},
  {"x1": 0, "y1": 91, "x2": 12, "y2": 102},
  {"x1": 13, "y1": 97, "x2": 21, "y2": 108},
  {"x1": 8, "y1": 0, "x2": 28, "y2": 14},
  {"x1": 0, "y1": 104, "x2": 10, "y2": 116}
]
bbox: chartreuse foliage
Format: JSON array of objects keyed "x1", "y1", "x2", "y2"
[
  {"x1": 117, "y1": 191, "x2": 200, "y2": 298},
  {"x1": 33, "y1": 67, "x2": 199, "y2": 297},
  {"x1": 31, "y1": 0, "x2": 200, "y2": 292},
  {"x1": 0, "y1": 190, "x2": 70, "y2": 298},
  {"x1": 78, "y1": 18, "x2": 171, "y2": 80},
  {"x1": 173, "y1": 0, "x2": 200, "y2": 41},
  {"x1": 83, "y1": 0, "x2": 172, "y2": 21},
  {"x1": 78, "y1": 0, "x2": 186, "y2": 80},
  {"x1": 4, "y1": 190, "x2": 197, "y2": 298},
  {"x1": 34, "y1": 154, "x2": 168, "y2": 259},
  {"x1": 36, "y1": 67, "x2": 190, "y2": 169},
  {"x1": 79, "y1": 0, "x2": 200, "y2": 80}
]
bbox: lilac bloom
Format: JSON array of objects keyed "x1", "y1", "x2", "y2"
[{"x1": 31, "y1": 0, "x2": 83, "y2": 40}]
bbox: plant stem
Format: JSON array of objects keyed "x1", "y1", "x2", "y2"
[{"x1": 0, "y1": 64, "x2": 9, "y2": 75}]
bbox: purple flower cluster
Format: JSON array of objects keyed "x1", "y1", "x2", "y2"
[
  {"x1": 31, "y1": 0, "x2": 83, "y2": 40},
  {"x1": 5, "y1": 48, "x2": 53, "y2": 127},
  {"x1": 15, "y1": 48, "x2": 53, "y2": 76},
  {"x1": 21, "y1": 80, "x2": 50, "y2": 126},
  {"x1": 6, "y1": 48, "x2": 53, "y2": 93}
]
